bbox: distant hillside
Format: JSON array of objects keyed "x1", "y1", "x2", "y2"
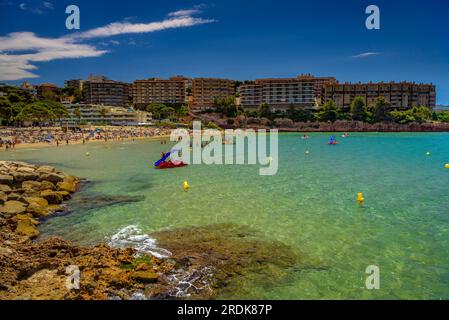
[{"x1": 435, "y1": 105, "x2": 449, "y2": 111}]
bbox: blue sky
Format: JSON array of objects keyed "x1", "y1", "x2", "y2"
[{"x1": 0, "y1": 0, "x2": 448, "y2": 104}]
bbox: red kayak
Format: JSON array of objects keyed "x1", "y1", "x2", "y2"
[{"x1": 155, "y1": 161, "x2": 188, "y2": 169}]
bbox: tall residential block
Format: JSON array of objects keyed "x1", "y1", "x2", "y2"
[
  {"x1": 64, "y1": 79, "x2": 84, "y2": 92},
  {"x1": 132, "y1": 76, "x2": 188, "y2": 109},
  {"x1": 191, "y1": 78, "x2": 236, "y2": 110},
  {"x1": 83, "y1": 76, "x2": 131, "y2": 107},
  {"x1": 239, "y1": 74, "x2": 336, "y2": 110},
  {"x1": 322, "y1": 82, "x2": 436, "y2": 109}
]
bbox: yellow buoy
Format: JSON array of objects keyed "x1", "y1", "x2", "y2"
[
  {"x1": 183, "y1": 181, "x2": 190, "y2": 191},
  {"x1": 445, "y1": 164, "x2": 449, "y2": 169},
  {"x1": 357, "y1": 192, "x2": 365, "y2": 206},
  {"x1": 426, "y1": 151, "x2": 431, "y2": 156},
  {"x1": 305, "y1": 150, "x2": 310, "y2": 155},
  {"x1": 85, "y1": 152, "x2": 90, "y2": 157}
]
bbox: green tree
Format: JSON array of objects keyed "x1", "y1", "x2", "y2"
[
  {"x1": 7, "y1": 93, "x2": 22, "y2": 103},
  {"x1": 389, "y1": 106, "x2": 432, "y2": 124},
  {"x1": 41, "y1": 91, "x2": 59, "y2": 102},
  {"x1": 214, "y1": 96, "x2": 238, "y2": 117},
  {"x1": 350, "y1": 96, "x2": 367, "y2": 121},
  {"x1": 286, "y1": 106, "x2": 313, "y2": 122},
  {"x1": 258, "y1": 103, "x2": 272, "y2": 119},
  {"x1": 316, "y1": 100, "x2": 339, "y2": 122},
  {"x1": 0, "y1": 97, "x2": 13, "y2": 124},
  {"x1": 16, "y1": 102, "x2": 55, "y2": 126},
  {"x1": 145, "y1": 103, "x2": 166, "y2": 120},
  {"x1": 371, "y1": 97, "x2": 392, "y2": 122}
]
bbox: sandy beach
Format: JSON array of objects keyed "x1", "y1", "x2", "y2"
[{"x1": 0, "y1": 126, "x2": 173, "y2": 151}]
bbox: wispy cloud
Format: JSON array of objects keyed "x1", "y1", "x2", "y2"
[
  {"x1": 0, "y1": 6, "x2": 214, "y2": 81},
  {"x1": 70, "y1": 15, "x2": 213, "y2": 40},
  {"x1": 19, "y1": 1, "x2": 54, "y2": 15},
  {"x1": 168, "y1": 4, "x2": 207, "y2": 17},
  {"x1": 352, "y1": 52, "x2": 381, "y2": 58}
]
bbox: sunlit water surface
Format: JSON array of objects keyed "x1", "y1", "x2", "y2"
[{"x1": 2, "y1": 132, "x2": 449, "y2": 299}]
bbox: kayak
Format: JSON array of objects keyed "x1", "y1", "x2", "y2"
[{"x1": 155, "y1": 161, "x2": 188, "y2": 169}]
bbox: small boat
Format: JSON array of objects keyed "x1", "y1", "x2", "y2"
[{"x1": 155, "y1": 161, "x2": 188, "y2": 169}]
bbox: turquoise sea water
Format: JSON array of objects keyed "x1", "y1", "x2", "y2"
[{"x1": 2, "y1": 133, "x2": 449, "y2": 299}]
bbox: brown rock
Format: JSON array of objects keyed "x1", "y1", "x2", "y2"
[
  {"x1": 23, "y1": 197, "x2": 49, "y2": 207},
  {"x1": 0, "y1": 200, "x2": 27, "y2": 215},
  {"x1": 12, "y1": 172, "x2": 39, "y2": 183},
  {"x1": 15, "y1": 213, "x2": 39, "y2": 225},
  {"x1": 58, "y1": 191, "x2": 71, "y2": 201},
  {"x1": 40, "y1": 190, "x2": 63, "y2": 204},
  {"x1": 26, "y1": 203, "x2": 52, "y2": 218},
  {"x1": 0, "y1": 192, "x2": 7, "y2": 205},
  {"x1": 36, "y1": 166, "x2": 56, "y2": 173},
  {"x1": 0, "y1": 184, "x2": 12, "y2": 193},
  {"x1": 15, "y1": 218, "x2": 40, "y2": 239},
  {"x1": 0, "y1": 175, "x2": 14, "y2": 186},
  {"x1": 57, "y1": 181, "x2": 78, "y2": 193},
  {"x1": 22, "y1": 181, "x2": 42, "y2": 191},
  {"x1": 7, "y1": 193, "x2": 21, "y2": 201},
  {"x1": 135, "y1": 263, "x2": 150, "y2": 271},
  {"x1": 40, "y1": 180, "x2": 56, "y2": 191},
  {"x1": 47, "y1": 204, "x2": 63, "y2": 214},
  {"x1": 38, "y1": 173, "x2": 65, "y2": 184},
  {"x1": 16, "y1": 167, "x2": 36, "y2": 174},
  {"x1": 130, "y1": 270, "x2": 159, "y2": 283}
]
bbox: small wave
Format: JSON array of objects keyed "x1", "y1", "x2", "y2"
[
  {"x1": 107, "y1": 225, "x2": 172, "y2": 259},
  {"x1": 165, "y1": 266, "x2": 215, "y2": 298}
]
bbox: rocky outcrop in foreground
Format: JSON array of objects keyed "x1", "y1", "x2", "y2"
[
  {"x1": 0, "y1": 162, "x2": 313, "y2": 300},
  {"x1": 0, "y1": 161, "x2": 80, "y2": 240}
]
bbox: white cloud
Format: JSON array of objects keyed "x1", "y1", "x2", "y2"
[
  {"x1": 18, "y1": 1, "x2": 53, "y2": 15},
  {"x1": 168, "y1": 9, "x2": 202, "y2": 17},
  {"x1": 352, "y1": 52, "x2": 380, "y2": 58},
  {"x1": 0, "y1": 7, "x2": 214, "y2": 81},
  {"x1": 42, "y1": 1, "x2": 53, "y2": 9},
  {"x1": 168, "y1": 4, "x2": 206, "y2": 17},
  {"x1": 0, "y1": 33, "x2": 107, "y2": 80},
  {"x1": 70, "y1": 16, "x2": 213, "y2": 40}
]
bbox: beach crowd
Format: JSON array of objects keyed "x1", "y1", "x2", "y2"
[{"x1": 0, "y1": 126, "x2": 173, "y2": 150}]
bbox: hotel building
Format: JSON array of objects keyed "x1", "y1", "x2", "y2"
[
  {"x1": 83, "y1": 76, "x2": 131, "y2": 107},
  {"x1": 61, "y1": 103, "x2": 152, "y2": 125},
  {"x1": 132, "y1": 76, "x2": 188, "y2": 109},
  {"x1": 65, "y1": 79, "x2": 84, "y2": 92},
  {"x1": 239, "y1": 74, "x2": 337, "y2": 110},
  {"x1": 322, "y1": 82, "x2": 436, "y2": 109},
  {"x1": 191, "y1": 78, "x2": 236, "y2": 110}
]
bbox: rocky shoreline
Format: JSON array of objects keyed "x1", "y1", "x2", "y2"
[
  {"x1": 0, "y1": 161, "x2": 309, "y2": 300},
  {"x1": 0, "y1": 161, "x2": 182, "y2": 300}
]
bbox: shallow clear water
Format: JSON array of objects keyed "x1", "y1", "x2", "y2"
[{"x1": 2, "y1": 133, "x2": 449, "y2": 299}]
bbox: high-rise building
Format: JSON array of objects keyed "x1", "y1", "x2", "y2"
[
  {"x1": 191, "y1": 78, "x2": 235, "y2": 110},
  {"x1": 132, "y1": 76, "x2": 188, "y2": 109},
  {"x1": 83, "y1": 76, "x2": 130, "y2": 107},
  {"x1": 65, "y1": 79, "x2": 84, "y2": 92},
  {"x1": 322, "y1": 82, "x2": 436, "y2": 109},
  {"x1": 239, "y1": 74, "x2": 336, "y2": 110}
]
